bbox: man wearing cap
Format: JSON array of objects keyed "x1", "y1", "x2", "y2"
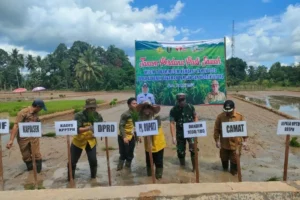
[
  {"x1": 68, "y1": 98, "x2": 103, "y2": 180},
  {"x1": 169, "y1": 93, "x2": 198, "y2": 171},
  {"x1": 214, "y1": 100, "x2": 248, "y2": 175},
  {"x1": 204, "y1": 80, "x2": 226, "y2": 104},
  {"x1": 6, "y1": 99, "x2": 47, "y2": 173},
  {"x1": 137, "y1": 83, "x2": 155, "y2": 105}
]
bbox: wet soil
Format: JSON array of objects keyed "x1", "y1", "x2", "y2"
[{"x1": 1, "y1": 92, "x2": 300, "y2": 191}]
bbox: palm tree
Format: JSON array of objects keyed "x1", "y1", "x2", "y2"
[
  {"x1": 26, "y1": 54, "x2": 37, "y2": 72},
  {"x1": 10, "y1": 48, "x2": 24, "y2": 88},
  {"x1": 75, "y1": 47, "x2": 102, "y2": 90}
]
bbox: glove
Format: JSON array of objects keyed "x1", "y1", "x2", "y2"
[
  {"x1": 216, "y1": 141, "x2": 220, "y2": 149},
  {"x1": 172, "y1": 137, "x2": 177, "y2": 145}
]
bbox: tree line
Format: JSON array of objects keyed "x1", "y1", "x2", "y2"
[
  {"x1": 0, "y1": 41, "x2": 134, "y2": 91},
  {"x1": 0, "y1": 41, "x2": 299, "y2": 91}
]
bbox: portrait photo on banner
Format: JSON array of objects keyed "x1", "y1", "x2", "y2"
[{"x1": 135, "y1": 39, "x2": 227, "y2": 105}]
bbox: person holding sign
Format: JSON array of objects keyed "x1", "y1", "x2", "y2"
[
  {"x1": 6, "y1": 99, "x2": 47, "y2": 173},
  {"x1": 169, "y1": 93, "x2": 198, "y2": 171},
  {"x1": 68, "y1": 98, "x2": 103, "y2": 180},
  {"x1": 137, "y1": 101, "x2": 166, "y2": 179},
  {"x1": 214, "y1": 100, "x2": 247, "y2": 175}
]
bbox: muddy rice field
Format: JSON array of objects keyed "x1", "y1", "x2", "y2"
[{"x1": 0, "y1": 91, "x2": 300, "y2": 191}]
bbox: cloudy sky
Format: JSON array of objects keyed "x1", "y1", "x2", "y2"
[{"x1": 0, "y1": 0, "x2": 299, "y2": 67}]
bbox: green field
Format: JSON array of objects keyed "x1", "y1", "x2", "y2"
[
  {"x1": 0, "y1": 100, "x2": 104, "y2": 116},
  {"x1": 135, "y1": 42, "x2": 225, "y2": 105}
]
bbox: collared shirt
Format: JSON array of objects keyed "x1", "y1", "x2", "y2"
[
  {"x1": 119, "y1": 109, "x2": 135, "y2": 140},
  {"x1": 169, "y1": 103, "x2": 196, "y2": 133},
  {"x1": 204, "y1": 91, "x2": 226, "y2": 104},
  {"x1": 72, "y1": 110, "x2": 103, "y2": 150},
  {"x1": 137, "y1": 93, "x2": 155, "y2": 104},
  {"x1": 214, "y1": 111, "x2": 247, "y2": 150},
  {"x1": 15, "y1": 106, "x2": 40, "y2": 138}
]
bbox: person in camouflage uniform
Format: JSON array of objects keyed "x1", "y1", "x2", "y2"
[
  {"x1": 169, "y1": 93, "x2": 198, "y2": 171},
  {"x1": 68, "y1": 98, "x2": 103, "y2": 180},
  {"x1": 117, "y1": 97, "x2": 138, "y2": 171}
]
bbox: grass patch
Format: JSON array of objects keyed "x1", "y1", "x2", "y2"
[
  {"x1": 101, "y1": 146, "x2": 117, "y2": 151},
  {"x1": 290, "y1": 137, "x2": 300, "y2": 147},
  {"x1": 265, "y1": 176, "x2": 280, "y2": 181},
  {"x1": 0, "y1": 100, "x2": 104, "y2": 116},
  {"x1": 43, "y1": 132, "x2": 56, "y2": 137}
]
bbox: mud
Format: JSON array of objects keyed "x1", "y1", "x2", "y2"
[{"x1": 1, "y1": 92, "x2": 300, "y2": 191}]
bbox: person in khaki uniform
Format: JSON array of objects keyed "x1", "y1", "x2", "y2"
[
  {"x1": 68, "y1": 98, "x2": 103, "y2": 180},
  {"x1": 204, "y1": 80, "x2": 226, "y2": 104},
  {"x1": 214, "y1": 100, "x2": 247, "y2": 175},
  {"x1": 6, "y1": 99, "x2": 47, "y2": 173},
  {"x1": 117, "y1": 97, "x2": 138, "y2": 171},
  {"x1": 137, "y1": 100, "x2": 166, "y2": 179}
]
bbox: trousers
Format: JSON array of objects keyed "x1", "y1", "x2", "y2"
[
  {"x1": 17, "y1": 137, "x2": 42, "y2": 162},
  {"x1": 145, "y1": 149, "x2": 164, "y2": 168},
  {"x1": 118, "y1": 135, "x2": 136, "y2": 162},
  {"x1": 70, "y1": 143, "x2": 97, "y2": 168}
]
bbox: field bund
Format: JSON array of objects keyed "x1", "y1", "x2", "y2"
[{"x1": 0, "y1": 181, "x2": 300, "y2": 200}]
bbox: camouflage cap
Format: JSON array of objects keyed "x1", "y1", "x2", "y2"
[{"x1": 85, "y1": 98, "x2": 98, "y2": 108}]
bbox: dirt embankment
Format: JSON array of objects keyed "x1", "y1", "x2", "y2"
[{"x1": 0, "y1": 92, "x2": 299, "y2": 191}]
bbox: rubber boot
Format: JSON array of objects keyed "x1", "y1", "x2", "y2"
[
  {"x1": 222, "y1": 161, "x2": 229, "y2": 171},
  {"x1": 230, "y1": 163, "x2": 237, "y2": 176},
  {"x1": 146, "y1": 167, "x2": 152, "y2": 176},
  {"x1": 179, "y1": 158, "x2": 185, "y2": 166},
  {"x1": 36, "y1": 160, "x2": 42, "y2": 173},
  {"x1": 117, "y1": 159, "x2": 125, "y2": 171},
  {"x1": 125, "y1": 160, "x2": 131, "y2": 168},
  {"x1": 191, "y1": 157, "x2": 195, "y2": 172},
  {"x1": 90, "y1": 166, "x2": 97, "y2": 179},
  {"x1": 67, "y1": 164, "x2": 76, "y2": 181},
  {"x1": 155, "y1": 168, "x2": 163, "y2": 179},
  {"x1": 25, "y1": 161, "x2": 33, "y2": 171}
]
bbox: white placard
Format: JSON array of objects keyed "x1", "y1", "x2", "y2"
[
  {"x1": 93, "y1": 122, "x2": 118, "y2": 137},
  {"x1": 19, "y1": 122, "x2": 42, "y2": 138},
  {"x1": 0, "y1": 119, "x2": 9, "y2": 134},
  {"x1": 184, "y1": 121, "x2": 207, "y2": 138},
  {"x1": 135, "y1": 120, "x2": 158, "y2": 136},
  {"x1": 222, "y1": 121, "x2": 247, "y2": 138},
  {"x1": 55, "y1": 121, "x2": 78, "y2": 136},
  {"x1": 277, "y1": 120, "x2": 300, "y2": 135}
]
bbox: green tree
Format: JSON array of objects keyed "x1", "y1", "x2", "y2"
[
  {"x1": 26, "y1": 54, "x2": 37, "y2": 72},
  {"x1": 226, "y1": 57, "x2": 247, "y2": 86}
]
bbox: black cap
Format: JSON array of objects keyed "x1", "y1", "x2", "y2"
[
  {"x1": 142, "y1": 83, "x2": 148, "y2": 87},
  {"x1": 32, "y1": 99, "x2": 47, "y2": 111},
  {"x1": 223, "y1": 100, "x2": 234, "y2": 112}
]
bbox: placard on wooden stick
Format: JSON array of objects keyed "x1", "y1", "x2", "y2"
[
  {"x1": 222, "y1": 121, "x2": 247, "y2": 182},
  {"x1": 183, "y1": 121, "x2": 207, "y2": 183},
  {"x1": 19, "y1": 122, "x2": 42, "y2": 188},
  {"x1": 135, "y1": 120, "x2": 158, "y2": 184},
  {"x1": 276, "y1": 120, "x2": 300, "y2": 181},
  {"x1": 55, "y1": 121, "x2": 77, "y2": 187},
  {"x1": 0, "y1": 119, "x2": 9, "y2": 190},
  {"x1": 93, "y1": 122, "x2": 118, "y2": 186}
]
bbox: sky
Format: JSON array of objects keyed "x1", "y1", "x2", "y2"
[{"x1": 0, "y1": 0, "x2": 299, "y2": 68}]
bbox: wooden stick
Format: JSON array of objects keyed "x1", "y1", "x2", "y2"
[
  {"x1": 194, "y1": 138, "x2": 199, "y2": 183},
  {"x1": 147, "y1": 136, "x2": 155, "y2": 184},
  {"x1": 283, "y1": 134, "x2": 290, "y2": 181},
  {"x1": 30, "y1": 141, "x2": 38, "y2": 189},
  {"x1": 0, "y1": 135, "x2": 4, "y2": 190},
  {"x1": 67, "y1": 136, "x2": 75, "y2": 187},
  {"x1": 105, "y1": 137, "x2": 112, "y2": 186},
  {"x1": 235, "y1": 138, "x2": 242, "y2": 182}
]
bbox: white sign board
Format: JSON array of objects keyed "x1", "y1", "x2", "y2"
[
  {"x1": 19, "y1": 122, "x2": 42, "y2": 138},
  {"x1": 222, "y1": 121, "x2": 247, "y2": 138},
  {"x1": 184, "y1": 121, "x2": 207, "y2": 138},
  {"x1": 277, "y1": 120, "x2": 300, "y2": 135},
  {"x1": 55, "y1": 121, "x2": 78, "y2": 136},
  {"x1": 93, "y1": 122, "x2": 118, "y2": 137},
  {"x1": 0, "y1": 119, "x2": 9, "y2": 134},
  {"x1": 135, "y1": 120, "x2": 158, "y2": 137}
]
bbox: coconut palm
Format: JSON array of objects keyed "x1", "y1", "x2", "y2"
[{"x1": 26, "y1": 54, "x2": 37, "y2": 72}]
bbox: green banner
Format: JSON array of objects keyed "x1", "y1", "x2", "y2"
[{"x1": 135, "y1": 39, "x2": 226, "y2": 106}]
